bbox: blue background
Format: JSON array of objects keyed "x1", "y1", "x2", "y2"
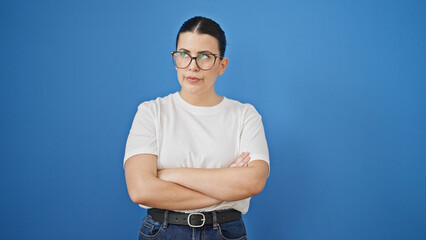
[{"x1": 1, "y1": 0, "x2": 425, "y2": 239}]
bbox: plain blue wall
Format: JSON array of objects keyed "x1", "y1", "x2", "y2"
[{"x1": 1, "y1": 1, "x2": 425, "y2": 239}]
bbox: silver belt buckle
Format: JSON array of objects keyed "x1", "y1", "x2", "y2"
[{"x1": 187, "y1": 212, "x2": 206, "y2": 227}]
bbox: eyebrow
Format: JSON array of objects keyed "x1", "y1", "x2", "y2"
[{"x1": 178, "y1": 48, "x2": 214, "y2": 54}]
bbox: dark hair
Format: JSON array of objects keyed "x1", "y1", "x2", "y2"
[{"x1": 176, "y1": 16, "x2": 227, "y2": 57}]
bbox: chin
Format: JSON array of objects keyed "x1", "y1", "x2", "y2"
[
  {"x1": 179, "y1": 80, "x2": 201, "y2": 92},
  {"x1": 181, "y1": 86, "x2": 205, "y2": 95}
]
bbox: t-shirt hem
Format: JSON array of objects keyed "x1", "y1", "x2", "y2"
[
  {"x1": 247, "y1": 155, "x2": 270, "y2": 177},
  {"x1": 123, "y1": 148, "x2": 158, "y2": 169},
  {"x1": 247, "y1": 154, "x2": 269, "y2": 165}
]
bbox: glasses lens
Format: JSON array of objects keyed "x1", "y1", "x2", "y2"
[
  {"x1": 173, "y1": 52, "x2": 191, "y2": 68},
  {"x1": 196, "y1": 54, "x2": 215, "y2": 70}
]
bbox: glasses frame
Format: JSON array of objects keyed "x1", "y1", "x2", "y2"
[{"x1": 171, "y1": 51, "x2": 223, "y2": 71}]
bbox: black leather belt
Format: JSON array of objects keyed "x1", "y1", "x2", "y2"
[{"x1": 147, "y1": 208, "x2": 241, "y2": 228}]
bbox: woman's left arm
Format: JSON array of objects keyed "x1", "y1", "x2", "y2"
[{"x1": 157, "y1": 155, "x2": 269, "y2": 202}]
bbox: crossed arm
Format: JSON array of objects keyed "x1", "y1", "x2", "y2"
[{"x1": 124, "y1": 152, "x2": 269, "y2": 210}]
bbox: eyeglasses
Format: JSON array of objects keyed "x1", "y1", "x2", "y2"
[{"x1": 171, "y1": 51, "x2": 222, "y2": 71}]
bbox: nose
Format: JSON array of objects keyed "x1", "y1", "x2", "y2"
[{"x1": 188, "y1": 57, "x2": 200, "y2": 71}]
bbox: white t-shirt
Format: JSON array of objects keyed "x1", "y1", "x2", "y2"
[{"x1": 123, "y1": 92, "x2": 269, "y2": 214}]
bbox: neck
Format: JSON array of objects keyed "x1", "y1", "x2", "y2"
[{"x1": 179, "y1": 90, "x2": 223, "y2": 107}]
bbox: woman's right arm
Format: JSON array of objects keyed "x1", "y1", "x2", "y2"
[{"x1": 124, "y1": 153, "x2": 222, "y2": 210}]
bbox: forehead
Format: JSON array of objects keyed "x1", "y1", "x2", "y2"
[{"x1": 177, "y1": 32, "x2": 220, "y2": 53}]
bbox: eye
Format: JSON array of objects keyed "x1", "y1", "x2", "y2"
[
  {"x1": 198, "y1": 54, "x2": 210, "y2": 59},
  {"x1": 179, "y1": 52, "x2": 188, "y2": 57}
]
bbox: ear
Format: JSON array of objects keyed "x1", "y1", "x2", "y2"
[{"x1": 218, "y1": 57, "x2": 229, "y2": 75}]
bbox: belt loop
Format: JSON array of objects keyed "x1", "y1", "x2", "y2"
[
  {"x1": 212, "y1": 211, "x2": 218, "y2": 230},
  {"x1": 163, "y1": 210, "x2": 169, "y2": 228}
]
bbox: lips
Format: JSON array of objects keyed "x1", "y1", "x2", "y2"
[{"x1": 186, "y1": 76, "x2": 201, "y2": 82}]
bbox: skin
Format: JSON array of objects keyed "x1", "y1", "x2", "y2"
[
  {"x1": 124, "y1": 32, "x2": 269, "y2": 210},
  {"x1": 175, "y1": 32, "x2": 229, "y2": 107},
  {"x1": 125, "y1": 153, "x2": 253, "y2": 210}
]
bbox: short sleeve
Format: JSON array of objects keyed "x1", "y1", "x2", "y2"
[
  {"x1": 123, "y1": 102, "x2": 159, "y2": 169},
  {"x1": 240, "y1": 105, "x2": 270, "y2": 168}
]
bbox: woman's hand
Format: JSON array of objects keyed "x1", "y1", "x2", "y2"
[{"x1": 228, "y1": 152, "x2": 250, "y2": 168}]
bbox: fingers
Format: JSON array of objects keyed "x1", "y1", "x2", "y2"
[
  {"x1": 229, "y1": 152, "x2": 246, "y2": 167},
  {"x1": 229, "y1": 152, "x2": 251, "y2": 167},
  {"x1": 239, "y1": 152, "x2": 250, "y2": 167},
  {"x1": 230, "y1": 152, "x2": 249, "y2": 167}
]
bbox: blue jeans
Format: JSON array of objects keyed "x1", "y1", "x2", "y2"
[{"x1": 138, "y1": 210, "x2": 247, "y2": 240}]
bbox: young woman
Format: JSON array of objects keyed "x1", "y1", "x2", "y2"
[{"x1": 124, "y1": 16, "x2": 270, "y2": 240}]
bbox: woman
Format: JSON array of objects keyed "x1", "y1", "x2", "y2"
[{"x1": 124, "y1": 16, "x2": 270, "y2": 240}]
